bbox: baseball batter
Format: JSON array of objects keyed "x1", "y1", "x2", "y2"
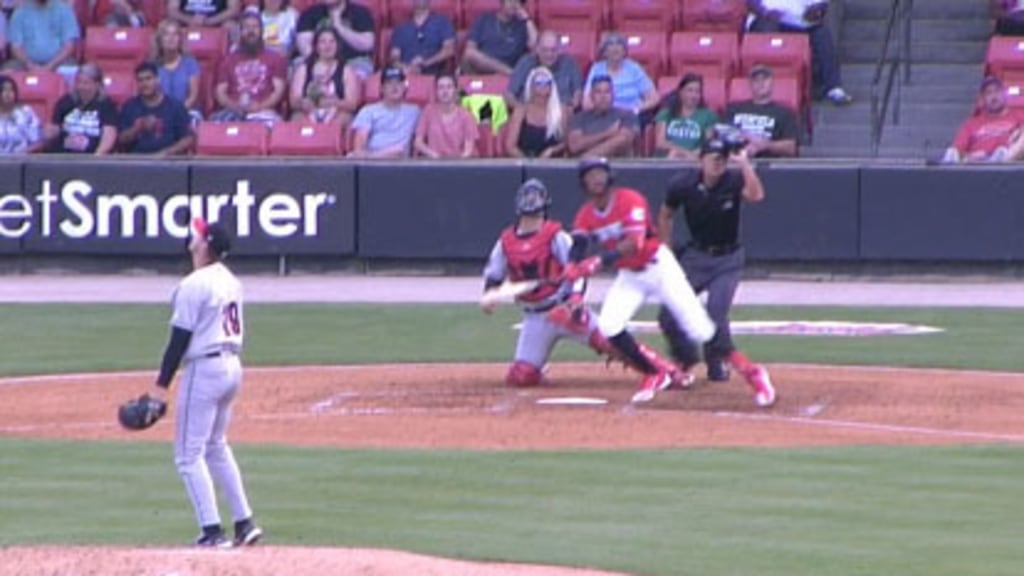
[
  {"x1": 564, "y1": 158, "x2": 716, "y2": 403},
  {"x1": 145, "y1": 218, "x2": 263, "y2": 548},
  {"x1": 657, "y1": 139, "x2": 776, "y2": 407}
]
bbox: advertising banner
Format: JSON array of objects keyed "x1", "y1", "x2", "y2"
[{"x1": 0, "y1": 162, "x2": 25, "y2": 253}]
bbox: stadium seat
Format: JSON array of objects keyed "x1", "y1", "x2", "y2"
[
  {"x1": 728, "y1": 75, "x2": 801, "y2": 114},
  {"x1": 8, "y1": 70, "x2": 67, "y2": 122},
  {"x1": 538, "y1": 0, "x2": 605, "y2": 31},
  {"x1": 620, "y1": 31, "x2": 666, "y2": 78},
  {"x1": 461, "y1": 0, "x2": 495, "y2": 29},
  {"x1": 476, "y1": 121, "x2": 496, "y2": 157},
  {"x1": 183, "y1": 27, "x2": 228, "y2": 69},
  {"x1": 363, "y1": 72, "x2": 435, "y2": 106},
  {"x1": 740, "y1": 33, "x2": 810, "y2": 96},
  {"x1": 459, "y1": 74, "x2": 509, "y2": 96},
  {"x1": 102, "y1": 70, "x2": 137, "y2": 106},
  {"x1": 83, "y1": 26, "x2": 153, "y2": 72},
  {"x1": 269, "y1": 121, "x2": 344, "y2": 155},
  {"x1": 387, "y1": 0, "x2": 460, "y2": 27},
  {"x1": 610, "y1": 0, "x2": 675, "y2": 31},
  {"x1": 378, "y1": 27, "x2": 393, "y2": 69},
  {"x1": 985, "y1": 37, "x2": 1024, "y2": 79},
  {"x1": 679, "y1": 0, "x2": 747, "y2": 32},
  {"x1": 556, "y1": 29, "x2": 597, "y2": 76},
  {"x1": 196, "y1": 122, "x2": 269, "y2": 156},
  {"x1": 1002, "y1": 76, "x2": 1024, "y2": 110},
  {"x1": 668, "y1": 31, "x2": 738, "y2": 79},
  {"x1": 657, "y1": 73, "x2": 727, "y2": 114}
]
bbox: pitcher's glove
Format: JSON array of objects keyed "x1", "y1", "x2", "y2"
[{"x1": 118, "y1": 394, "x2": 167, "y2": 431}]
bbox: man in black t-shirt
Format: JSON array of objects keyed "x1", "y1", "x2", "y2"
[
  {"x1": 295, "y1": 0, "x2": 376, "y2": 78},
  {"x1": 655, "y1": 138, "x2": 777, "y2": 408},
  {"x1": 118, "y1": 61, "x2": 194, "y2": 155},
  {"x1": 724, "y1": 65, "x2": 799, "y2": 158},
  {"x1": 167, "y1": 0, "x2": 241, "y2": 29}
]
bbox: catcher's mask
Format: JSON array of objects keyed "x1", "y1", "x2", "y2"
[
  {"x1": 577, "y1": 157, "x2": 614, "y2": 196},
  {"x1": 515, "y1": 178, "x2": 552, "y2": 216}
]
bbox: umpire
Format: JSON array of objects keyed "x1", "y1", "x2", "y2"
[{"x1": 656, "y1": 138, "x2": 774, "y2": 404}]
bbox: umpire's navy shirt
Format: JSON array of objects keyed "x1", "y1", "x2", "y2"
[{"x1": 665, "y1": 168, "x2": 745, "y2": 248}]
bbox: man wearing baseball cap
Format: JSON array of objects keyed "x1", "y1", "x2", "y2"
[
  {"x1": 348, "y1": 66, "x2": 421, "y2": 158},
  {"x1": 722, "y1": 65, "x2": 800, "y2": 158},
  {"x1": 942, "y1": 76, "x2": 1024, "y2": 164}
]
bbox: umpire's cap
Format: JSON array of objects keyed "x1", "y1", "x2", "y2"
[{"x1": 192, "y1": 217, "x2": 232, "y2": 260}]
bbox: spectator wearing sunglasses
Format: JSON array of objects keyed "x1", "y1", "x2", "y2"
[{"x1": 388, "y1": 0, "x2": 455, "y2": 75}]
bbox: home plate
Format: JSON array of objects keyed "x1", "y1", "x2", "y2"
[{"x1": 536, "y1": 397, "x2": 608, "y2": 406}]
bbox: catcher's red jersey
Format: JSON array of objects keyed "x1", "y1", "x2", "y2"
[{"x1": 572, "y1": 188, "x2": 661, "y2": 271}]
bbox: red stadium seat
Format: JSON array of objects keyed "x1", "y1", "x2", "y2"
[
  {"x1": 680, "y1": 0, "x2": 747, "y2": 32},
  {"x1": 476, "y1": 121, "x2": 496, "y2": 157},
  {"x1": 620, "y1": 31, "x2": 666, "y2": 78},
  {"x1": 363, "y1": 72, "x2": 435, "y2": 106},
  {"x1": 291, "y1": 0, "x2": 318, "y2": 14},
  {"x1": 102, "y1": 70, "x2": 137, "y2": 106},
  {"x1": 538, "y1": 0, "x2": 605, "y2": 31},
  {"x1": 378, "y1": 27, "x2": 393, "y2": 68},
  {"x1": 668, "y1": 31, "x2": 738, "y2": 79},
  {"x1": 728, "y1": 75, "x2": 801, "y2": 113},
  {"x1": 740, "y1": 33, "x2": 810, "y2": 96},
  {"x1": 269, "y1": 121, "x2": 344, "y2": 155},
  {"x1": 459, "y1": 74, "x2": 509, "y2": 96},
  {"x1": 556, "y1": 29, "x2": 597, "y2": 75},
  {"x1": 1003, "y1": 77, "x2": 1024, "y2": 110},
  {"x1": 657, "y1": 73, "x2": 727, "y2": 114},
  {"x1": 183, "y1": 27, "x2": 228, "y2": 69},
  {"x1": 985, "y1": 37, "x2": 1024, "y2": 79},
  {"x1": 461, "y1": 0, "x2": 495, "y2": 29},
  {"x1": 8, "y1": 70, "x2": 67, "y2": 122},
  {"x1": 387, "y1": 0, "x2": 460, "y2": 27},
  {"x1": 84, "y1": 26, "x2": 153, "y2": 72},
  {"x1": 610, "y1": 0, "x2": 675, "y2": 31},
  {"x1": 196, "y1": 122, "x2": 269, "y2": 156}
]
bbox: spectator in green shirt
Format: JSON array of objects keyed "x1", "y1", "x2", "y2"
[{"x1": 653, "y1": 73, "x2": 717, "y2": 160}]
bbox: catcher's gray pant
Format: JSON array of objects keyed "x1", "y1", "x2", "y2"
[
  {"x1": 175, "y1": 353, "x2": 254, "y2": 530},
  {"x1": 515, "y1": 309, "x2": 598, "y2": 368}
]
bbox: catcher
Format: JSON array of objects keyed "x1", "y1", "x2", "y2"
[
  {"x1": 481, "y1": 178, "x2": 683, "y2": 388},
  {"x1": 118, "y1": 218, "x2": 262, "y2": 548}
]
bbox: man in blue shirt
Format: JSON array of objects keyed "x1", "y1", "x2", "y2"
[
  {"x1": 5, "y1": 0, "x2": 79, "y2": 71},
  {"x1": 388, "y1": 0, "x2": 455, "y2": 76},
  {"x1": 118, "y1": 61, "x2": 194, "y2": 155},
  {"x1": 461, "y1": 0, "x2": 536, "y2": 75},
  {"x1": 505, "y1": 30, "x2": 582, "y2": 110}
]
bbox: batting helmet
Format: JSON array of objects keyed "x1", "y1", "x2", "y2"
[{"x1": 515, "y1": 178, "x2": 552, "y2": 216}]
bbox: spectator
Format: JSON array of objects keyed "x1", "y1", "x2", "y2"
[
  {"x1": 0, "y1": 73, "x2": 41, "y2": 153},
  {"x1": 723, "y1": 65, "x2": 799, "y2": 158},
  {"x1": 118, "y1": 61, "x2": 194, "y2": 155},
  {"x1": 210, "y1": 12, "x2": 287, "y2": 122},
  {"x1": 43, "y1": 63, "x2": 118, "y2": 155},
  {"x1": 4, "y1": 0, "x2": 79, "y2": 73},
  {"x1": 95, "y1": 0, "x2": 147, "y2": 27},
  {"x1": 260, "y1": 0, "x2": 299, "y2": 57},
  {"x1": 746, "y1": 0, "x2": 852, "y2": 105},
  {"x1": 151, "y1": 19, "x2": 202, "y2": 118},
  {"x1": 583, "y1": 32, "x2": 659, "y2": 123},
  {"x1": 992, "y1": 1, "x2": 1024, "y2": 35},
  {"x1": 505, "y1": 29, "x2": 582, "y2": 110},
  {"x1": 654, "y1": 73, "x2": 718, "y2": 160},
  {"x1": 347, "y1": 65, "x2": 420, "y2": 158},
  {"x1": 461, "y1": 0, "x2": 536, "y2": 75},
  {"x1": 295, "y1": 0, "x2": 375, "y2": 79},
  {"x1": 413, "y1": 72, "x2": 478, "y2": 158},
  {"x1": 566, "y1": 74, "x2": 638, "y2": 158},
  {"x1": 942, "y1": 77, "x2": 1024, "y2": 164},
  {"x1": 505, "y1": 66, "x2": 566, "y2": 158},
  {"x1": 289, "y1": 27, "x2": 359, "y2": 128},
  {"x1": 167, "y1": 0, "x2": 242, "y2": 30},
  {"x1": 388, "y1": 0, "x2": 455, "y2": 76}
]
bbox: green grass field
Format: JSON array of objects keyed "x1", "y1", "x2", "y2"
[{"x1": 1, "y1": 304, "x2": 1022, "y2": 575}]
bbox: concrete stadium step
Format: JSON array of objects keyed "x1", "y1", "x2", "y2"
[
  {"x1": 837, "y1": 83, "x2": 979, "y2": 105},
  {"x1": 811, "y1": 102, "x2": 972, "y2": 127},
  {"x1": 840, "y1": 63, "x2": 985, "y2": 86},
  {"x1": 842, "y1": 0, "x2": 992, "y2": 20},
  {"x1": 806, "y1": 124, "x2": 957, "y2": 153},
  {"x1": 842, "y1": 19, "x2": 993, "y2": 43},
  {"x1": 842, "y1": 40, "x2": 988, "y2": 64}
]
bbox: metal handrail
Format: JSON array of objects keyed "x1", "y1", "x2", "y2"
[{"x1": 870, "y1": 0, "x2": 913, "y2": 156}]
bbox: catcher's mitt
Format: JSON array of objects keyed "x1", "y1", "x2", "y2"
[{"x1": 118, "y1": 394, "x2": 167, "y2": 431}]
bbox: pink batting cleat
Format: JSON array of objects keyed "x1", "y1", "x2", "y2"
[
  {"x1": 743, "y1": 365, "x2": 777, "y2": 408},
  {"x1": 631, "y1": 371, "x2": 674, "y2": 403}
]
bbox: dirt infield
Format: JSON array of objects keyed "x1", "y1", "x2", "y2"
[{"x1": 2, "y1": 361, "x2": 1023, "y2": 575}]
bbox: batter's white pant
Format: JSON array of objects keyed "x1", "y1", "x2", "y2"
[
  {"x1": 597, "y1": 244, "x2": 716, "y2": 343},
  {"x1": 175, "y1": 353, "x2": 254, "y2": 530}
]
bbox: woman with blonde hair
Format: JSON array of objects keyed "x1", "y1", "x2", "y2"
[
  {"x1": 505, "y1": 66, "x2": 566, "y2": 158},
  {"x1": 151, "y1": 19, "x2": 202, "y2": 118}
]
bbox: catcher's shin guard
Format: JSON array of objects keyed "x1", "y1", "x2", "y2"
[{"x1": 506, "y1": 361, "x2": 543, "y2": 387}]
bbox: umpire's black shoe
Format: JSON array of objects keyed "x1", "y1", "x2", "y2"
[
  {"x1": 234, "y1": 518, "x2": 264, "y2": 547},
  {"x1": 707, "y1": 360, "x2": 731, "y2": 382}
]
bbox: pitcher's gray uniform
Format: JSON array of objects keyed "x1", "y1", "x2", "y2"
[{"x1": 151, "y1": 218, "x2": 262, "y2": 547}]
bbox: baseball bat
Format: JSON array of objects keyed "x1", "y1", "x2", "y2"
[{"x1": 479, "y1": 279, "x2": 541, "y2": 307}]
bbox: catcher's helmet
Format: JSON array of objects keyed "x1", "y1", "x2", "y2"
[{"x1": 515, "y1": 178, "x2": 552, "y2": 216}]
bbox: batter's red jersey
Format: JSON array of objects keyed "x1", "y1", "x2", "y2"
[{"x1": 572, "y1": 188, "x2": 661, "y2": 271}]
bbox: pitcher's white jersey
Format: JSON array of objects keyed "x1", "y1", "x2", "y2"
[{"x1": 170, "y1": 262, "x2": 243, "y2": 359}]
